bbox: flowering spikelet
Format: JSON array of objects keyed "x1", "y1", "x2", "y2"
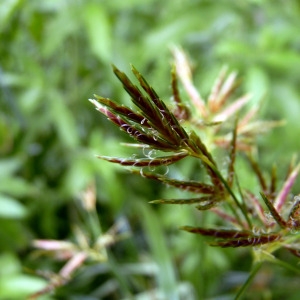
[{"x1": 90, "y1": 53, "x2": 300, "y2": 260}]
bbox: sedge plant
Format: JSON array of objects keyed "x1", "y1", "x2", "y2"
[
  {"x1": 28, "y1": 182, "x2": 130, "y2": 299},
  {"x1": 89, "y1": 48, "x2": 300, "y2": 298}
]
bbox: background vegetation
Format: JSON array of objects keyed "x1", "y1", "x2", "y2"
[{"x1": 1, "y1": 0, "x2": 300, "y2": 299}]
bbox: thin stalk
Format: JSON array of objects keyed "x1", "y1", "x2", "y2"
[
  {"x1": 235, "y1": 173, "x2": 250, "y2": 228},
  {"x1": 192, "y1": 151, "x2": 252, "y2": 228},
  {"x1": 270, "y1": 256, "x2": 300, "y2": 275},
  {"x1": 235, "y1": 262, "x2": 263, "y2": 300},
  {"x1": 224, "y1": 201, "x2": 244, "y2": 228},
  {"x1": 212, "y1": 164, "x2": 252, "y2": 229}
]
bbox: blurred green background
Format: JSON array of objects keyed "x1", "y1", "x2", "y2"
[{"x1": 1, "y1": 0, "x2": 300, "y2": 299}]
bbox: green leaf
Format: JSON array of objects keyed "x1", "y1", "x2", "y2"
[
  {"x1": 0, "y1": 253, "x2": 49, "y2": 299},
  {"x1": 0, "y1": 194, "x2": 27, "y2": 219},
  {"x1": 0, "y1": 274, "x2": 48, "y2": 299},
  {"x1": 0, "y1": 0, "x2": 22, "y2": 30},
  {"x1": 245, "y1": 66, "x2": 269, "y2": 106},
  {"x1": 137, "y1": 201, "x2": 180, "y2": 300},
  {"x1": 0, "y1": 252, "x2": 21, "y2": 275},
  {"x1": 48, "y1": 89, "x2": 79, "y2": 149},
  {"x1": 42, "y1": 6, "x2": 78, "y2": 58},
  {"x1": 0, "y1": 176, "x2": 36, "y2": 197},
  {"x1": 0, "y1": 158, "x2": 22, "y2": 178},
  {"x1": 82, "y1": 3, "x2": 112, "y2": 62}
]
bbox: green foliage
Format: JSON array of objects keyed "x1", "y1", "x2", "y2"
[{"x1": 2, "y1": 0, "x2": 300, "y2": 299}]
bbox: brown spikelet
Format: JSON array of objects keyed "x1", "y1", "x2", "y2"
[
  {"x1": 150, "y1": 197, "x2": 214, "y2": 205},
  {"x1": 133, "y1": 170, "x2": 216, "y2": 194},
  {"x1": 227, "y1": 118, "x2": 238, "y2": 187},
  {"x1": 180, "y1": 226, "x2": 252, "y2": 238},
  {"x1": 211, "y1": 234, "x2": 281, "y2": 248},
  {"x1": 260, "y1": 192, "x2": 287, "y2": 229},
  {"x1": 93, "y1": 95, "x2": 151, "y2": 127},
  {"x1": 196, "y1": 199, "x2": 218, "y2": 210},
  {"x1": 287, "y1": 196, "x2": 300, "y2": 229},
  {"x1": 171, "y1": 66, "x2": 191, "y2": 121},
  {"x1": 98, "y1": 152, "x2": 188, "y2": 167},
  {"x1": 181, "y1": 226, "x2": 281, "y2": 248},
  {"x1": 248, "y1": 155, "x2": 268, "y2": 192}
]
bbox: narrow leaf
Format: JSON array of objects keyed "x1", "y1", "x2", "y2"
[{"x1": 0, "y1": 194, "x2": 27, "y2": 219}]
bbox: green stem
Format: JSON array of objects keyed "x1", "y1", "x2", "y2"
[
  {"x1": 198, "y1": 153, "x2": 252, "y2": 228},
  {"x1": 270, "y1": 256, "x2": 300, "y2": 275},
  {"x1": 235, "y1": 262, "x2": 263, "y2": 300},
  {"x1": 235, "y1": 255, "x2": 300, "y2": 300},
  {"x1": 215, "y1": 167, "x2": 252, "y2": 228},
  {"x1": 187, "y1": 137, "x2": 252, "y2": 228}
]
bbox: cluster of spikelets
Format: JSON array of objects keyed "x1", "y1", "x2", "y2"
[
  {"x1": 89, "y1": 48, "x2": 300, "y2": 257},
  {"x1": 29, "y1": 49, "x2": 300, "y2": 298},
  {"x1": 28, "y1": 183, "x2": 128, "y2": 299}
]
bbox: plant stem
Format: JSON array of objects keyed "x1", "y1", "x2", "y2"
[
  {"x1": 270, "y1": 256, "x2": 300, "y2": 275},
  {"x1": 198, "y1": 154, "x2": 253, "y2": 229},
  {"x1": 235, "y1": 261, "x2": 263, "y2": 300}
]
